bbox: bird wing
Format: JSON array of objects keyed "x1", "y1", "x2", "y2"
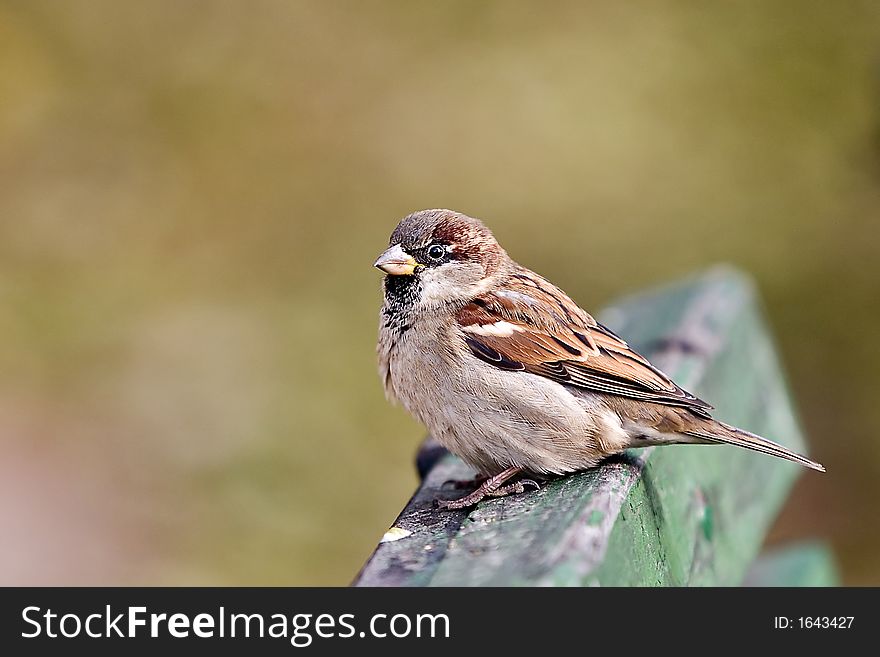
[{"x1": 455, "y1": 271, "x2": 713, "y2": 416}]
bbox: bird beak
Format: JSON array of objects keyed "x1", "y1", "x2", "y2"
[{"x1": 374, "y1": 244, "x2": 418, "y2": 276}]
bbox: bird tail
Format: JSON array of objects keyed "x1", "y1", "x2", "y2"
[{"x1": 684, "y1": 421, "x2": 825, "y2": 473}]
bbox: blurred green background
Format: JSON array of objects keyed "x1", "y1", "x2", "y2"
[{"x1": 1, "y1": 1, "x2": 878, "y2": 585}]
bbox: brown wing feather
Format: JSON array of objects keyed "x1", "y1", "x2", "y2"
[{"x1": 456, "y1": 271, "x2": 712, "y2": 416}]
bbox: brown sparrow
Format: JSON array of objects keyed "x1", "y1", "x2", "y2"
[{"x1": 375, "y1": 209, "x2": 824, "y2": 509}]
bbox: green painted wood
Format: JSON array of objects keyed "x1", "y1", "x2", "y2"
[
  {"x1": 744, "y1": 543, "x2": 839, "y2": 586},
  {"x1": 354, "y1": 266, "x2": 819, "y2": 586}
]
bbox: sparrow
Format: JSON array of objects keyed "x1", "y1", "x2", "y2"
[{"x1": 375, "y1": 209, "x2": 825, "y2": 509}]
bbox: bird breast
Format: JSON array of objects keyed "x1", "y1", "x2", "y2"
[{"x1": 384, "y1": 317, "x2": 627, "y2": 475}]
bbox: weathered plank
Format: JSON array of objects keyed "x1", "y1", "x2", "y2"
[{"x1": 354, "y1": 267, "x2": 817, "y2": 586}]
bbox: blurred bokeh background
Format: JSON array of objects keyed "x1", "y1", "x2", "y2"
[{"x1": 1, "y1": 0, "x2": 878, "y2": 585}]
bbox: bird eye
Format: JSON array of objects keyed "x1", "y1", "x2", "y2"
[{"x1": 427, "y1": 244, "x2": 446, "y2": 260}]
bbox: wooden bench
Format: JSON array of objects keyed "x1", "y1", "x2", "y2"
[{"x1": 354, "y1": 267, "x2": 837, "y2": 586}]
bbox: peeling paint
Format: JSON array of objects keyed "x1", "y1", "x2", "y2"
[{"x1": 702, "y1": 504, "x2": 714, "y2": 542}]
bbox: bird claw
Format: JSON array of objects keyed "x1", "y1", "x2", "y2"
[
  {"x1": 434, "y1": 467, "x2": 540, "y2": 510},
  {"x1": 434, "y1": 495, "x2": 479, "y2": 510},
  {"x1": 485, "y1": 478, "x2": 541, "y2": 498}
]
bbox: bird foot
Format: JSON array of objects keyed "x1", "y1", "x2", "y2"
[
  {"x1": 485, "y1": 478, "x2": 541, "y2": 498},
  {"x1": 435, "y1": 467, "x2": 538, "y2": 510}
]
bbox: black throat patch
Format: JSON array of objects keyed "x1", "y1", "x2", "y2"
[{"x1": 382, "y1": 274, "x2": 421, "y2": 335}]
